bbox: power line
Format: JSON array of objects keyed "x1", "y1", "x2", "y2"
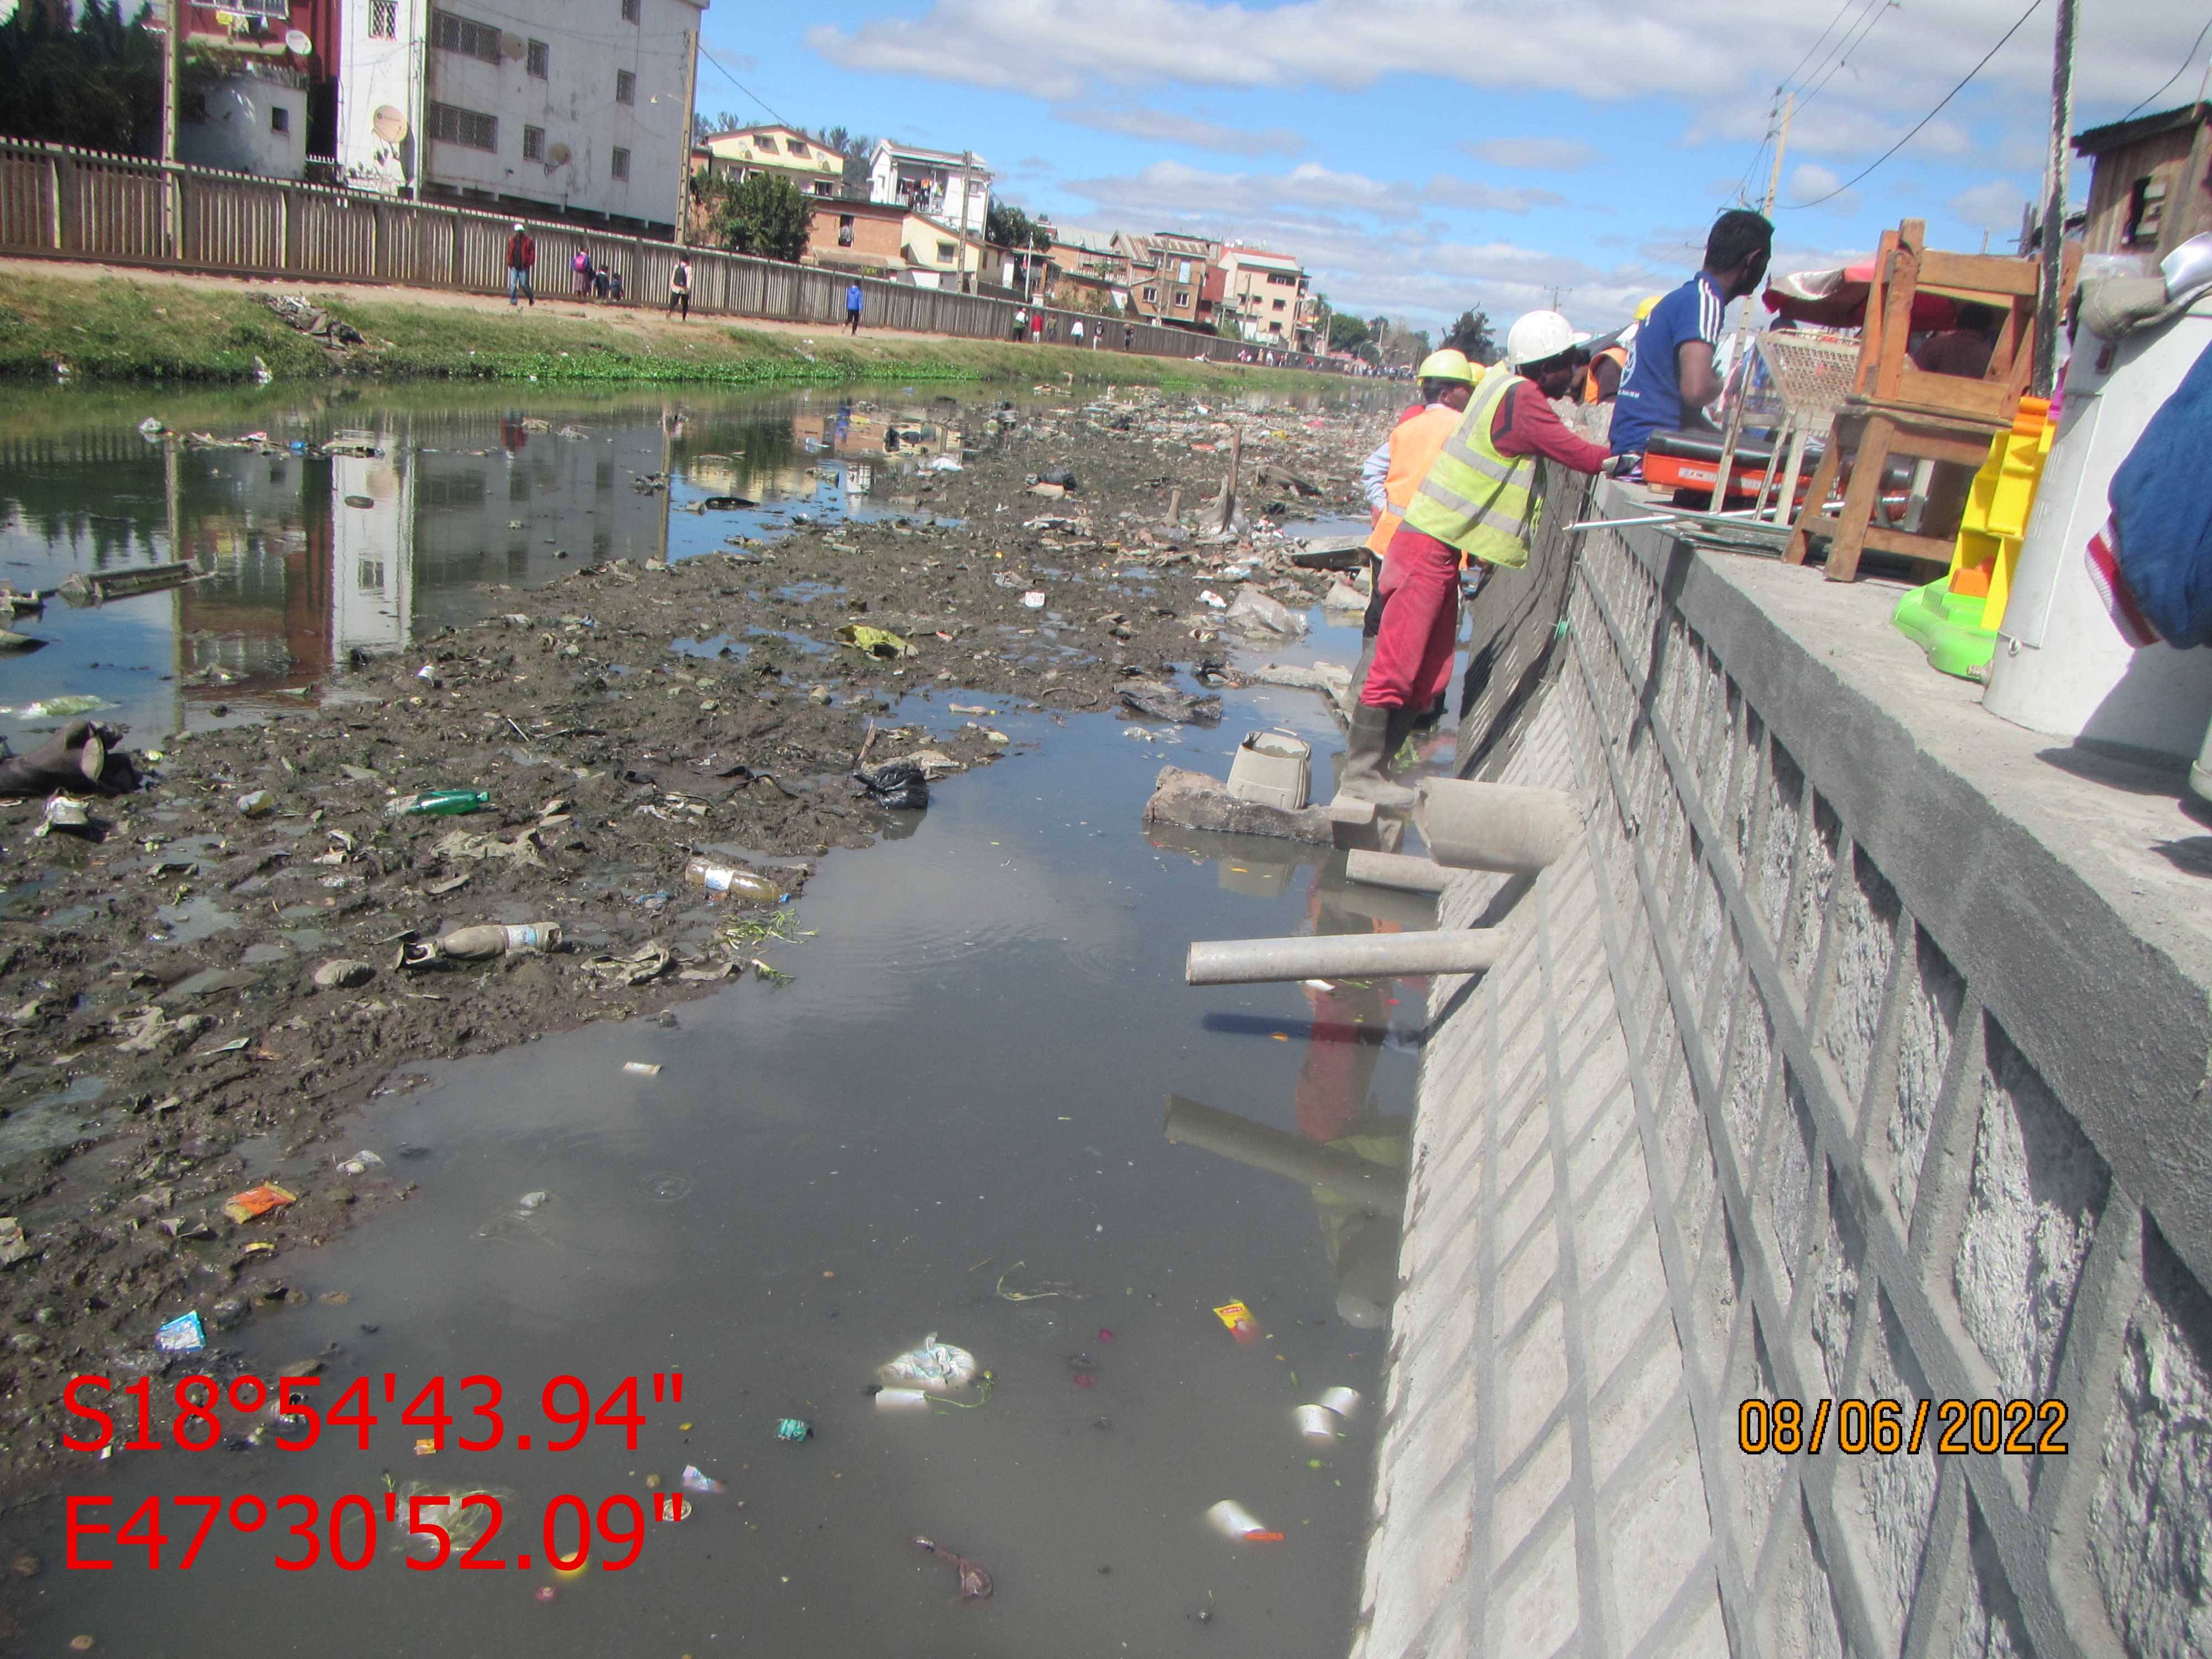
[
  {"x1": 1794, "y1": 0, "x2": 1898, "y2": 110},
  {"x1": 1777, "y1": 0, "x2": 1870, "y2": 100},
  {"x1": 2115, "y1": 14, "x2": 2212, "y2": 123},
  {"x1": 1781, "y1": 0, "x2": 2044, "y2": 208},
  {"x1": 698, "y1": 46, "x2": 790, "y2": 129}
]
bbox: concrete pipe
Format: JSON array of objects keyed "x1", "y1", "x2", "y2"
[
  {"x1": 1186, "y1": 927, "x2": 1512, "y2": 985},
  {"x1": 1413, "y1": 779, "x2": 1583, "y2": 875},
  {"x1": 1325, "y1": 882, "x2": 1439, "y2": 931},
  {"x1": 1344, "y1": 849, "x2": 1453, "y2": 893},
  {"x1": 1165, "y1": 1095, "x2": 1407, "y2": 1207}
]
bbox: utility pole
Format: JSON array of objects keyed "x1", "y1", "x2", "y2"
[
  {"x1": 2032, "y1": 0, "x2": 2077, "y2": 395},
  {"x1": 1708, "y1": 92, "x2": 1793, "y2": 513},
  {"x1": 674, "y1": 28, "x2": 699, "y2": 246},
  {"x1": 161, "y1": 0, "x2": 181, "y2": 257},
  {"x1": 956, "y1": 150, "x2": 977, "y2": 295}
]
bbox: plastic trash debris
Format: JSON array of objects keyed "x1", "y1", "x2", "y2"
[
  {"x1": 1318, "y1": 1386, "x2": 1361, "y2": 1421},
  {"x1": 879, "y1": 1333, "x2": 978, "y2": 1394},
  {"x1": 223, "y1": 1185, "x2": 296, "y2": 1224},
  {"x1": 854, "y1": 759, "x2": 928, "y2": 811},
  {"x1": 414, "y1": 1439, "x2": 437, "y2": 1456},
  {"x1": 583, "y1": 942, "x2": 675, "y2": 985},
  {"x1": 334, "y1": 1149, "x2": 383, "y2": 1176},
  {"x1": 927, "y1": 455, "x2": 963, "y2": 472},
  {"x1": 775, "y1": 1417, "x2": 812, "y2": 1442},
  {"x1": 384, "y1": 789, "x2": 490, "y2": 817},
  {"x1": 414, "y1": 665, "x2": 440, "y2": 685},
  {"x1": 3, "y1": 695, "x2": 115, "y2": 719},
  {"x1": 680, "y1": 1465, "x2": 725, "y2": 1494},
  {"x1": 34, "y1": 796, "x2": 90, "y2": 839},
  {"x1": 1212, "y1": 1301, "x2": 1260, "y2": 1345},
  {"x1": 155, "y1": 1312, "x2": 206, "y2": 1353},
  {"x1": 684, "y1": 859, "x2": 779, "y2": 904},
  {"x1": 313, "y1": 960, "x2": 374, "y2": 989},
  {"x1": 832, "y1": 623, "x2": 916, "y2": 660},
  {"x1": 1205, "y1": 1500, "x2": 1283, "y2": 1542},
  {"x1": 400, "y1": 923, "x2": 560, "y2": 969},
  {"x1": 914, "y1": 1536, "x2": 993, "y2": 1599},
  {"x1": 1021, "y1": 591, "x2": 1046, "y2": 609},
  {"x1": 1197, "y1": 590, "x2": 1228, "y2": 610},
  {"x1": 874, "y1": 1387, "x2": 931, "y2": 1412},
  {"x1": 236, "y1": 790, "x2": 274, "y2": 818},
  {"x1": 623, "y1": 1062, "x2": 662, "y2": 1077}
]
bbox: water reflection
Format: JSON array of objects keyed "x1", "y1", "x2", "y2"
[
  {"x1": 0, "y1": 390, "x2": 974, "y2": 744},
  {"x1": 1159, "y1": 833, "x2": 1423, "y2": 1328}
]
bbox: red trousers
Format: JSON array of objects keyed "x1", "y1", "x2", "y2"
[{"x1": 1360, "y1": 526, "x2": 1460, "y2": 709}]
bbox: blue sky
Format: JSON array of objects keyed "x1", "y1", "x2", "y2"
[{"x1": 693, "y1": 0, "x2": 2207, "y2": 335}]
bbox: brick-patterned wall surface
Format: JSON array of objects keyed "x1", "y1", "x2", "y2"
[{"x1": 1357, "y1": 501, "x2": 2212, "y2": 1659}]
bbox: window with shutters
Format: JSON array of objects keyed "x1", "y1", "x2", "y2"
[
  {"x1": 615, "y1": 70, "x2": 635, "y2": 104},
  {"x1": 427, "y1": 101, "x2": 497, "y2": 151},
  {"x1": 526, "y1": 38, "x2": 547, "y2": 77},
  {"x1": 611, "y1": 147, "x2": 630, "y2": 180},
  {"x1": 430, "y1": 9, "x2": 500, "y2": 62},
  {"x1": 368, "y1": 0, "x2": 396, "y2": 36},
  {"x1": 522, "y1": 126, "x2": 544, "y2": 161}
]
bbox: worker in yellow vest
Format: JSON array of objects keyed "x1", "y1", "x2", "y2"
[{"x1": 1339, "y1": 311, "x2": 1613, "y2": 806}]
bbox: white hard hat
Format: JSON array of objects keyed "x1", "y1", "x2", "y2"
[{"x1": 1504, "y1": 309, "x2": 1592, "y2": 368}]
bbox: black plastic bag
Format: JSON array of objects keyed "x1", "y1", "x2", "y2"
[{"x1": 855, "y1": 759, "x2": 929, "y2": 810}]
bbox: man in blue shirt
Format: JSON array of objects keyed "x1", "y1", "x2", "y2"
[
  {"x1": 1608, "y1": 209, "x2": 1773, "y2": 463},
  {"x1": 846, "y1": 281, "x2": 864, "y2": 335}
]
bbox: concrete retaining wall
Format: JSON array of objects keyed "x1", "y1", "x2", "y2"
[{"x1": 1356, "y1": 487, "x2": 2212, "y2": 1659}]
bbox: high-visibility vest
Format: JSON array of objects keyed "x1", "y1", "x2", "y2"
[
  {"x1": 1401, "y1": 367, "x2": 1541, "y2": 569},
  {"x1": 1364, "y1": 403, "x2": 1459, "y2": 556},
  {"x1": 1580, "y1": 344, "x2": 1627, "y2": 404}
]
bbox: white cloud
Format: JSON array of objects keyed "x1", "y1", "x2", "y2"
[
  {"x1": 1423, "y1": 175, "x2": 1565, "y2": 212},
  {"x1": 1053, "y1": 103, "x2": 1305, "y2": 155},
  {"x1": 1459, "y1": 136, "x2": 1601, "y2": 171},
  {"x1": 1785, "y1": 163, "x2": 1860, "y2": 215},
  {"x1": 1947, "y1": 178, "x2": 2030, "y2": 230}
]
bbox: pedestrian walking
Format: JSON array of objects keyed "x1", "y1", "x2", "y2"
[
  {"x1": 593, "y1": 266, "x2": 611, "y2": 301},
  {"x1": 668, "y1": 255, "x2": 691, "y2": 320},
  {"x1": 507, "y1": 222, "x2": 535, "y2": 306},
  {"x1": 1071, "y1": 318, "x2": 1085, "y2": 348},
  {"x1": 1123, "y1": 323, "x2": 1135, "y2": 351},
  {"x1": 609, "y1": 270, "x2": 625, "y2": 304},
  {"x1": 845, "y1": 280, "x2": 864, "y2": 336},
  {"x1": 572, "y1": 247, "x2": 592, "y2": 300},
  {"x1": 1030, "y1": 311, "x2": 1045, "y2": 342},
  {"x1": 1011, "y1": 307, "x2": 1028, "y2": 342}
]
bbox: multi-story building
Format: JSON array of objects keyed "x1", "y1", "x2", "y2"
[
  {"x1": 337, "y1": 0, "x2": 705, "y2": 237},
  {"x1": 176, "y1": 0, "x2": 341, "y2": 180},
  {"x1": 1219, "y1": 245, "x2": 1312, "y2": 347},
  {"x1": 1114, "y1": 231, "x2": 1220, "y2": 329},
  {"x1": 865, "y1": 139, "x2": 989, "y2": 237},
  {"x1": 804, "y1": 200, "x2": 979, "y2": 288},
  {"x1": 693, "y1": 124, "x2": 846, "y2": 198}
]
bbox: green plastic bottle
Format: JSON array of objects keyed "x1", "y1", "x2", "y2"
[{"x1": 386, "y1": 789, "x2": 490, "y2": 817}]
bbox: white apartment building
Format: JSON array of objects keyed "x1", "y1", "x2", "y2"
[
  {"x1": 337, "y1": 0, "x2": 705, "y2": 236},
  {"x1": 865, "y1": 139, "x2": 989, "y2": 237}
]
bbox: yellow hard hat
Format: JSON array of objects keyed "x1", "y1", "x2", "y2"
[
  {"x1": 1634, "y1": 294, "x2": 1663, "y2": 322},
  {"x1": 1415, "y1": 347, "x2": 1476, "y2": 384}
]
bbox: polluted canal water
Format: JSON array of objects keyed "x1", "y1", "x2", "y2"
[{"x1": 1, "y1": 386, "x2": 1417, "y2": 1655}]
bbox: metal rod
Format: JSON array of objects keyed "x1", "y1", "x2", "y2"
[{"x1": 1185, "y1": 928, "x2": 1511, "y2": 985}]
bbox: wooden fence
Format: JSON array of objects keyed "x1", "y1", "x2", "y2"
[{"x1": 0, "y1": 139, "x2": 1356, "y2": 374}]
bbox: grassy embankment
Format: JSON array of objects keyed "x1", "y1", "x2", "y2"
[{"x1": 0, "y1": 271, "x2": 1343, "y2": 393}]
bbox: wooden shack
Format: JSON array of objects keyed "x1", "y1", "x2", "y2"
[{"x1": 2074, "y1": 102, "x2": 2212, "y2": 259}]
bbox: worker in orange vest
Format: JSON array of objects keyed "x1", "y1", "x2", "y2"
[
  {"x1": 1356, "y1": 348, "x2": 1478, "y2": 647},
  {"x1": 1581, "y1": 295, "x2": 1660, "y2": 404}
]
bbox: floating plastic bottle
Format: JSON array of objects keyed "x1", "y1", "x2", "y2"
[
  {"x1": 684, "y1": 858, "x2": 779, "y2": 904},
  {"x1": 435, "y1": 922, "x2": 561, "y2": 959},
  {"x1": 385, "y1": 789, "x2": 489, "y2": 817}
]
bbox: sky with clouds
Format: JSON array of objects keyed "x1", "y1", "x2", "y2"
[{"x1": 693, "y1": 0, "x2": 2208, "y2": 335}]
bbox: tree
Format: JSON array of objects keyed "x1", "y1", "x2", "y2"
[
  {"x1": 703, "y1": 171, "x2": 812, "y2": 262},
  {"x1": 1443, "y1": 307, "x2": 1498, "y2": 363},
  {"x1": 0, "y1": 0, "x2": 161, "y2": 155},
  {"x1": 1327, "y1": 312, "x2": 1371, "y2": 354},
  {"x1": 809, "y1": 126, "x2": 874, "y2": 195},
  {"x1": 985, "y1": 201, "x2": 1052, "y2": 252}
]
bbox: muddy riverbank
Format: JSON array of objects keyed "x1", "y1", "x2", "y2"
[{"x1": 0, "y1": 382, "x2": 1388, "y2": 1529}]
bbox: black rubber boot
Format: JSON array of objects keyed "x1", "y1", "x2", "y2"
[
  {"x1": 1338, "y1": 705, "x2": 1416, "y2": 807},
  {"x1": 0, "y1": 719, "x2": 130, "y2": 799}
]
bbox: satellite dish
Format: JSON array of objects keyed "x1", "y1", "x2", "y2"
[
  {"x1": 501, "y1": 32, "x2": 525, "y2": 57},
  {"x1": 284, "y1": 28, "x2": 311, "y2": 53},
  {"x1": 547, "y1": 142, "x2": 571, "y2": 165}
]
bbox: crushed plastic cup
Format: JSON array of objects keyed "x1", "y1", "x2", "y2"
[
  {"x1": 680, "y1": 1465, "x2": 724, "y2": 1494},
  {"x1": 1295, "y1": 1403, "x2": 1341, "y2": 1441},
  {"x1": 874, "y1": 1387, "x2": 930, "y2": 1412},
  {"x1": 1205, "y1": 1500, "x2": 1283, "y2": 1542},
  {"x1": 878, "y1": 1333, "x2": 978, "y2": 1393},
  {"x1": 1318, "y1": 1386, "x2": 1362, "y2": 1421},
  {"x1": 775, "y1": 1418, "x2": 812, "y2": 1442},
  {"x1": 155, "y1": 1311, "x2": 206, "y2": 1354},
  {"x1": 623, "y1": 1062, "x2": 662, "y2": 1077},
  {"x1": 335, "y1": 1149, "x2": 384, "y2": 1176}
]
